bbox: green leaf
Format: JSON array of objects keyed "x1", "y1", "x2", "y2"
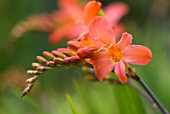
[
  {"x1": 112, "y1": 85, "x2": 146, "y2": 114},
  {"x1": 98, "y1": 9, "x2": 105, "y2": 17},
  {"x1": 66, "y1": 93, "x2": 79, "y2": 114}
]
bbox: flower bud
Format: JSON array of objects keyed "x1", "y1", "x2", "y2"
[
  {"x1": 32, "y1": 62, "x2": 41, "y2": 68},
  {"x1": 36, "y1": 66, "x2": 51, "y2": 72},
  {"x1": 53, "y1": 57, "x2": 63, "y2": 64},
  {"x1": 69, "y1": 56, "x2": 81, "y2": 63},
  {"x1": 46, "y1": 61, "x2": 55, "y2": 67},
  {"x1": 51, "y1": 50, "x2": 66, "y2": 58},
  {"x1": 77, "y1": 46, "x2": 98, "y2": 59},
  {"x1": 67, "y1": 40, "x2": 82, "y2": 52},
  {"x1": 27, "y1": 70, "x2": 41, "y2": 76},
  {"x1": 43, "y1": 51, "x2": 55, "y2": 60},
  {"x1": 21, "y1": 83, "x2": 34, "y2": 97},
  {"x1": 57, "y1": 48, "x2": 76, "y2": 56},
  {"x1": 63, "y1": 57, "x2": 70, "y2": 64},
  {"x1": 26, "y1": 76, "x2": 38, "y2": 83},
  {"x1": 36, "y1": 56, "x2": 47, "y2": 63}
]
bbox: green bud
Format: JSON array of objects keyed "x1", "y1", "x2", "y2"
[
  {"x1": 52, "y1": 50, "x2": 67, "y2": 59},
  {"x1": 53, "y1": 57, "x2": 63, "y2": 64},
  {"x1": 27, "y1": 70, "x2": 41, "y2": 76},
  {"x1": 26, "y1": 76, "x2": 38, "y2": 83},
  {"x1": 32, "y1": 62, "x2": 41, "y2": 68},
  {"x1": 36, "y1": 56, "x2": 47, "y2": 63},
  {"x1": 36, "y1": 66, "x2": 51, "y2": 71},
  {"x1": 43, "y1": 51, "x2": 55, "y2": 60}
]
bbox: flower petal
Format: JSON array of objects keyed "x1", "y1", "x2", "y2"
[
  {"x1": 83, "y1": 1, "x2": 101, "y2": 26},
  {"x1": 89, "y1": 16, "x2": 116, "y2": 48},
  {"x1": 114, "y1": 61, "x2": 127, "y2": 83},
  {"x1": 58, "y1": 0, "x2": 83, "y2": 19},
  {"x1": 123, "y1": 45, "x2": 152, "y2": 65},
  {"x1": 104, "y1": 2, "x2": 129, "y2": 25},
  {"x1": 90, "y1": 51, "x2": 115, "y2": 81},
  {"x1": 58, "y1": 0, "x2": 77, "y2": 10},
  {"x1": 49, "y1": 23, "x2": 83, "y2": 45},
  {"x1": 117, "y1": 32, "x2": 132, "y2": 50}
]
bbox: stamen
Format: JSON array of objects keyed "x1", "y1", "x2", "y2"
[
  {"x1": 107, "y1": 43, "x2": 114, "y2": 49},
  {"x1": 95, "y1": 44, "x2": 106, "y2": 53},
  {"x1": 109, "y1": 46, "x2": 122, "y2": 62}
]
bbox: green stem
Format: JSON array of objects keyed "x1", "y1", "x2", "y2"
[{"x1": 132, "y1": 75, "x2": 169, "y2": 114}]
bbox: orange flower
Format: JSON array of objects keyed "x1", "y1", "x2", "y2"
[
  {"x1": 50, "y1": 0, "x2": 101, "y2": 44},
  {"x1": 88, "y1": 17, "x2": 152, "y2": 82},
  {"x1": 49, "y1": 0, "x2": 84, "y2": 44},
  {"x1": 51, "y1": 1, "x2": 128, "y2": 44}
]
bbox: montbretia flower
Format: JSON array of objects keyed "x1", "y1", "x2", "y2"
[
  {"x1": 50, "y1": 0, "x2": 101, "y2": 44},
  {"x1": 9, "y1": 1, "x2": 128, "y2": 47},
  {"x1": 88, "y1": 17, "x2": 152, "y2": 82},
  {"x1": 49, "y1": 0, "x2": 85, "y2": 44}
]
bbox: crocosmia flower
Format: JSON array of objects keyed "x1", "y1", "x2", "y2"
[
  {"x1": 49, "y1": 0, "x2": 102, "y2": 44},
  {"x1": 88, "y1": 16, "x2": 152, "y2": 83}
]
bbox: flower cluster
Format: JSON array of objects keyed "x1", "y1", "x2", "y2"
[
  {"x1": 9, "y1": 0, "x2": 128, "y2": 45},
  {"x1": 20, "y1": 1, "x2": 152, "y2": 96}
]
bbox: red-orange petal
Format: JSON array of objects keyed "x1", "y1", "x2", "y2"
[
  {"x1": 104, "y1": 2, "x2": 129, "y2": 25},
  {"x1": 117, "y1": 32, "x2": 132, "y2": 50},
  {"x1": 89, "y1": 16, "x2": 116, "y2": 48},
  {"x1": 114, "y1": 61, "x2": 127, "y2": 83},
  {"x1": 58, "y1": 0, "x2": 77, "y2": 10},
  {"x1": 90, "y1": 51, "x2": 115, "y2": 81},
  {"x1": 83, "y1": 1, "x2": 101, "y2": 26},
  {"x1": 123, "y1": 45, "x2": 152, "y2": 65}
]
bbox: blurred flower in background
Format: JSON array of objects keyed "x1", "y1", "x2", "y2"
[{"x1": 9, "y1": 0, "x2": 128, "y2": 46}]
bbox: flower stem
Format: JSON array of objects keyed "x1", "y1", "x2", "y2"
[
  {"x1": 125, "y1": 63, "x2": 169, "y2": 114},
  {"x1": 127, "y1": 78, "x2": 155, "y2": 106},
  {"x1": 132, "y1": 75, "x2": 169, "y2": 114}
]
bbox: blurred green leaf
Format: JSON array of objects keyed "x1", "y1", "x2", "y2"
[
  {"x1": 66, "y1": 93, "x2": 79, "y2": 114},
  {"x1": 113, "y1": 85, "x2": 146, "y2": 114}
]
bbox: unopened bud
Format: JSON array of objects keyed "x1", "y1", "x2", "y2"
[
  {"x1": 43, "y1": 51, "x2": 55, "y2": 60},
  {"x1": 52, "y1": 50, "x2": 66, "y2": 58},
  {"x1": 46, "y1": 61, "x2": 55, "y2": 67},
  {"x1": 53, "y1": 57, "x2": 63, "y2": 64},
  {"x1": 67, "y1": 40, "x2": 82, "y2": 52},
  {"x1": 63, "y1": 57, "x2": 70, "y2": 64},
  {"x1": 26, "y1": 76, "x2": 38, "y2": 83},
  {"x1": 21, "y1": 83, "x2": 34, "y2": 97},
  {"x1": 27, "y1": 70, "x2": 41, "y2": 76},
  {"x1": 69, "y1": 56, "x2": 81, "y2": 63},
  {"x1": 57, "y1": 48, "x2": 76, "y2": 56},
  {"x1": 36, "y1": 66, "x2": 51, "y2": 71},
  {"x1": 77, "y1": 46, "x2": 98, "y2": 59},
  {"x1": 32, "y1": 62, "x2": 41, "y2": 68},
  {"x1": 36, "y1": 56, "x2": 47, "y2": 63}
]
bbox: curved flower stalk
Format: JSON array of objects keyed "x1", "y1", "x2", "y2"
[
  {"x1": 21, "y1": 48, "x2": 91, "y2": 97},
  {"x1": 8, "y1": 0, "x2": 128, "y2": 48}
]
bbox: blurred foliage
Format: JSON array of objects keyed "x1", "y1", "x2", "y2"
[{"x1": 0, "y1": 0, "x2": 170, "y2": 114}]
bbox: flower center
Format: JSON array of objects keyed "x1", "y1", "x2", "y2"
[{"x1": 108, "y1": 45, "x2": 122, "y2": 62}]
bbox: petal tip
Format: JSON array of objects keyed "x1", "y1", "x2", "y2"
[{"x1": 119, "y1": 76, "x2": 127, "y2": 83}]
